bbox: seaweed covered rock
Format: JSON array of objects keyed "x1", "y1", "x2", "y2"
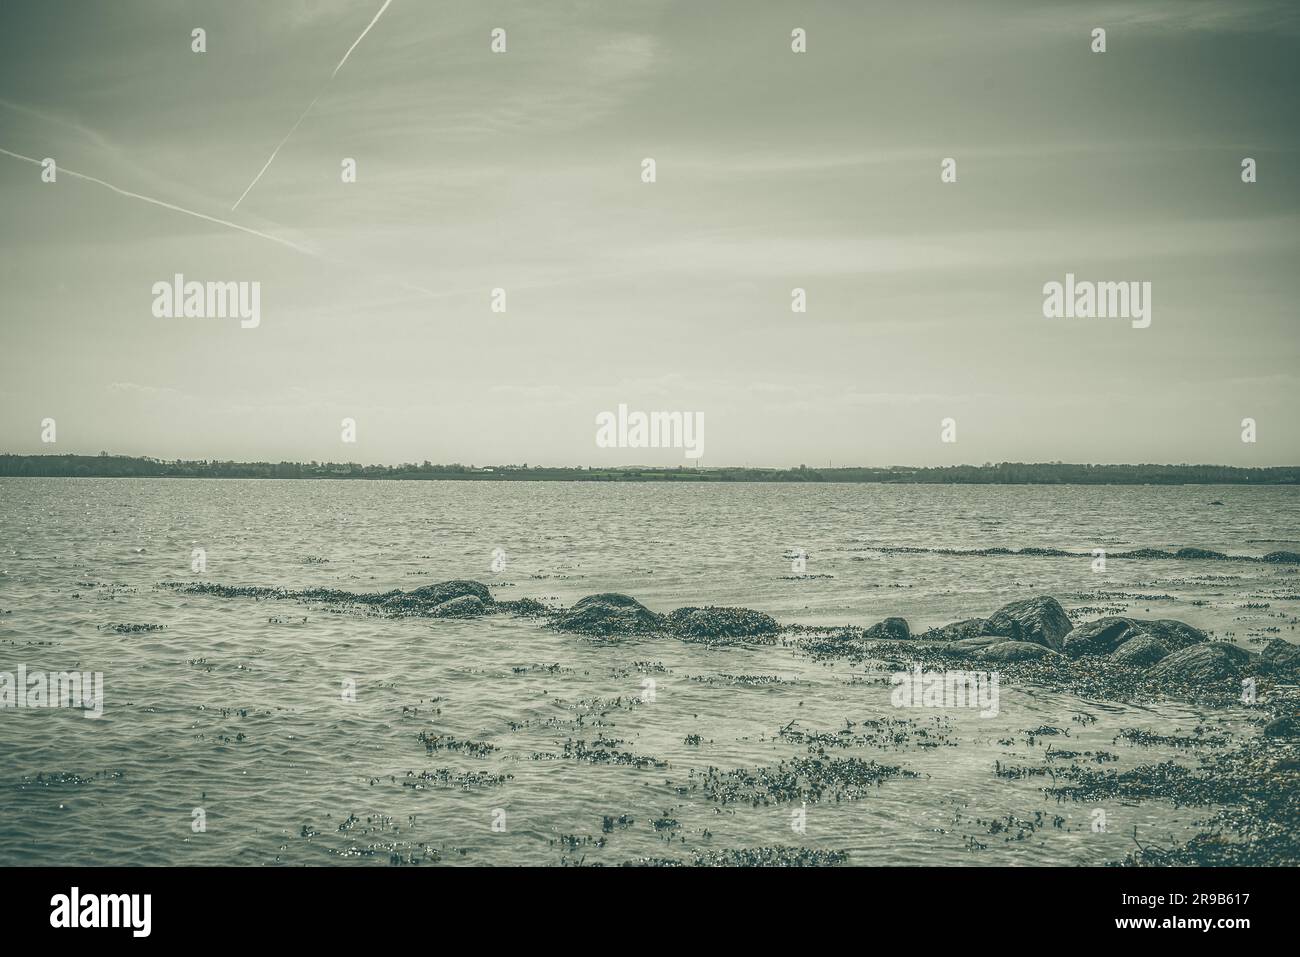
[
  {"x1": 1262, "y1": 550, "x2": 1300, "y2": 564},
  {"x1": 863, "y1": 617, "x2": 910, "y2": 641},
  {"x1": 430, "y1": 594, "x2": 487, "y2": 618},
  {"x1": 1131, "y1": 619, "x2": 1207, "y2": 652},
  {"x1": 667, "y1": 606, "x2": 779, "y2": 641},
  {"x1": 1062, "y1": 617, "x2": 1142, "y2": 658},
  {"x1": 916, "y1": 618, "x2": 988, "y2": 642},
  {"x1": 981, "y1": 640, "x2": 1058, "y2": 662},
  {"x1": 1262, "y1": 715, "x2": 1300, "y2": 738},
  {"x1": 1109, "y1": 634, "x2": 1170, "y2": 667},
  {"x1": 983, "y1": 596, "x2": 1073, "y2": 650},
  {"x1": 555, "y1": 593, "x2": 662, "y2": 636},
  {"x1": 1262, "y1": 639, "x2": 1300, "y2": 675},
  {"x1": 1149, "y1": 642, "x2": 1254, "y2": 683},
  {"x1": 410, "y1": 580, "x2": 494, "y2": 606},
  {"x1": 1174, "y1": 547, "x2": 1227, "y2": 560}
]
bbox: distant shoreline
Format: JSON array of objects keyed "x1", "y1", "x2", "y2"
[{"x1": 2, "y1": 454, "x2": 1298, "y2": 485}]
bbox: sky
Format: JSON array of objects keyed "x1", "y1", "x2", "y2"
[{"x1": 1, "y1": 0, "x2": 1298, "y2": 467}]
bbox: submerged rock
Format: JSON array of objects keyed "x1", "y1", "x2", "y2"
[
  {"x1": 430, "y1": 594, "x2": 487, "y2": 618},
  {"x1": 667, "y1": 606, "x2": 779, "y2": 641},
  {"x1": 410, "y1": 580, "x2": 494, "y2": 606},
  {"x1": 983, "y1": 596, "x2": 1073, "y2": 650},
  {"x1": 863, "y1": 617, "x2": 910, "y2": 641},
  {"x1": 916, "y1": 618, "x2": 988, "y2": 642},
  {"x1": 981, "y1": 640, "x2": 1058, "y2": 662},
  {"x1": 1109, "y1": 634, "x2": 1170, "y2": 667},
  {"x1": 1062, "y1": 617, "x2": 1142, "y2": 658},
  {"x1": 555, "y1": 593, "x2": 662, "y2": 636},
  {"x1": 1148, "y1": 643, "x2": 1254, "y2": 683}
]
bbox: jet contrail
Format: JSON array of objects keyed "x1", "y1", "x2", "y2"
[
  {"x1": 232, "y1": 0, "x2": 395, "y2": 211},
  {"x1": 0, "y1": 146, "x2": 314, "y2": 256},
  {"x1": 332, "y1": 0, "x2": 395, "y2": 78}
]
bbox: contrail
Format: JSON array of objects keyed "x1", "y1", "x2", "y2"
[
  {"x1": 232, "y1": 0, "x2": 394, "y2": 211},
  {"x1": 0, "y1": 144, "x2": 441, "y2": 300},
  {"x1": 332, "y1": 0, "x2": 394, "y2": 78},
  {"x1": 0, "y1": 146, "x2": 314, "y2": 256}
]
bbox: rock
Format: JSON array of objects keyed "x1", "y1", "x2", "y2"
[
  {"x1": 983, "y1": 596, "x2": 1073, "y2": 650},
  {"x1": 1109, "y1": 635, "x2": 1170, "y2": 667},
  {"x1": 1262, "y1": 639, "x2": 1300, "y2": 674},
  {"x1": 1131, "y1": 619, "x2": 1207, "y2": 651},
  {"x1": 980, "y1": 641, "x2": 1058, "y2": 662},
  {"x1": 667, "y1": 606, "x2": 779, "y2": 641},
  {"x1": 863, "y1": 617, "x2": 910, "y2": 641},
  {"x1": 1174, "y1": 547, "x2": 1227, "y2": 560},
  {"x1": 410, "y1": 580, "x2": 494, "y2": 606},
  {"x1": 1262, "y1": 550, "x2": 1300, "y2": 564},
  {"x1": 1262, "y1": 715, "x2": 1300, "y2": 738},
  {"x1": 951, "y1": 635, "x2": 1004, "y2": 652},
  {"x1": 1062, "y1": 617, "x2": 1142, "y2": 658},
  {"x1": 1149, "y1": 643, "x2": 1254, "y2": 683},
  {"x1": 555, "y1": 594, "x2": 662, "y2": 636},
  {"x1": 917, "y1": 618, "x2": 988, "y2": 642},
  {"x1": 430, "y1": 594, "x2": 486, "y2": 618}
]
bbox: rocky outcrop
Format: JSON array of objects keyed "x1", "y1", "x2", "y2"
[
  {"x1": 981, "y1": 641, "x2": 1058, "y2": 662},
  {"x1": 863, "y1": 617, "x2": 910, "y2": 641},
  {"x1": 1148, "y1": 643, "x2": 1254, "y2": 683},
  {"x1": 983, "y1": 596, "x2": 1073, "y2": 650},
  {"x1": 1063, "y1": 616, "x2": 1206, "y2": 659},
  {"x1": 1062, "y1": 617, "x2": 1143, "y2": 658},
  {"x1": 555, "y1": 594, "x2": 663, "y2": 636},
  {"x1": 1109, "y1": 634, "x2": 1170, "y2": 666},
  {"x1": 667, "y1": 606, "x2": 779, "y2": 641}
]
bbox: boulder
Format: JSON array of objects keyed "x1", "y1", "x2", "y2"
[
  {"x1": 1262, "y1": 639, "x2": 1300, "y2": 674},
  {"x1": 980, "y1": 641, "x2": 1058, "y2": 662},
  {"x1": 1109, "y1": 635, "x2": 1170, "y2": 667},
  {"x1": 555, "y1": 594, "x2": 662, "y2": 636},
  {"x1": 916, "y1": 618, "x2": 988, "y2": 642},
  {"x1": 430, "y1": 594, "x2": 487, "y2": 618},
  {"x1": 983, "y1": 596, "x2": 1073, "y2": 651},
  {"x1": 1131, "y1": 619, "x2": 1207, "y2": 651},
  {"x1": 1062, "y1": 617, "x2": 1142, "y2": 658},
  {"x1": 863, "y1": 617, "x2": 910, "y2": 641},
  {"x1": 410, "y1": 580, "x2": 494, "y2": 606},
  {"x1": 667, "y1": 606, "x2": 779, "y2": 640},
  {"x1": 1148, "y1": 643, "x2": 1254, "y2": 683}
]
